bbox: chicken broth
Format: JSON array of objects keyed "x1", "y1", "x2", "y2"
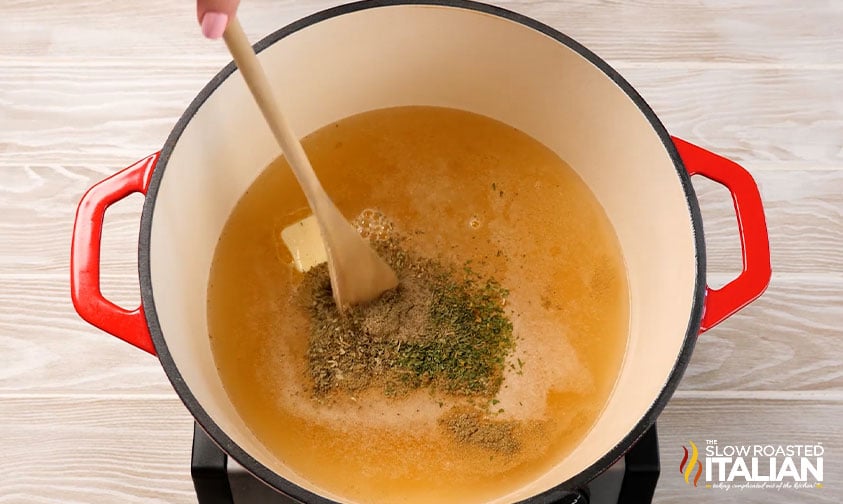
[{"x1": 207, "y1": 106, "x2": 629, "y2": 503}]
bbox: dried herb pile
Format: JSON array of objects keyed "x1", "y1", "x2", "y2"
[
  {"x1": 299, "y1": 235, "x2": 515, "y2": 400},
  {"x1": 439, "y1": 407, "x2": 521, "y2": 455}
]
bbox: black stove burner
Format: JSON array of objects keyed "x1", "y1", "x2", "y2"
[{"x1": 192, "y1": 423, "x2": 659, "y2": 504}]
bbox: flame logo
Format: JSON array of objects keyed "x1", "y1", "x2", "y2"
[{"x1": 679, "y1": 440, "x2": 703, "y2": 487}]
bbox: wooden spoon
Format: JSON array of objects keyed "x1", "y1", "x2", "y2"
[{"x1": 222, "y1": 18, "x2": 399, "y2": 310}]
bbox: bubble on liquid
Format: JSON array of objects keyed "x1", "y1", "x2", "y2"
[
  {"x1": 468, "y1": 216, "x2": 482, "y2": 230},
  {"x1": 354, "y1": 208, "x2": 394, "y2": 240}
]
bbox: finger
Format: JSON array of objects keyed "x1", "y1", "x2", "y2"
[{"x1": 197, "y1": 0, "x2": 241, "y2": 39}]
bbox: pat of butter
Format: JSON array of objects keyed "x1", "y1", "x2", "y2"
[{"x1": 281, "y1": 215, "x2": 327, "y2": 272}]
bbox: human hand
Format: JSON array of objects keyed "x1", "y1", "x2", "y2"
[{"x1": 197, "y1": 0, "x2": 241, "y2": 39}]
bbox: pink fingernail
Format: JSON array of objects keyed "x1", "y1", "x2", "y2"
[{"x1": 201, "y1": 11, "x2": 229, "y2": 39}]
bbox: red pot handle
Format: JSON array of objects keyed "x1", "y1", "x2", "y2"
[
  {"x1": 70, "y1": 153, "x2": 160, "y2": 355},
  {"x1": 672, "y1": 137, "x2": 771, "y2": 333}
]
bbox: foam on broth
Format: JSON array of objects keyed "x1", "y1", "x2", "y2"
[{"x1": 207, "y1": 106, "x2": 629, "y2": 503}]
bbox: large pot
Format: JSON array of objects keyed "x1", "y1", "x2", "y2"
[{"x1": 70, "y1": 1, "x2": 771, "y2": 502}]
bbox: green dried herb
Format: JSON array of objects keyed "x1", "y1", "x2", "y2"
[
  {"x1": 396, "y1": 266, "x2": 513, "y2": 396},
  {"x1": 299, "y1": 234, "x2": 515, "y2": 399}
]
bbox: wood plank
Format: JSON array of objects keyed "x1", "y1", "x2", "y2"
[
  {"x1": 1, "y1": 273, "x2": 840, "y2": 395},
  {"x1": 1, "y1": 0, "x2": 841, "y2": 67},
  {"x1": 0, "y1": 161, "x2": 149, "y2": 275},
  {"x1": 679, "y1": 275, "x2": 843, "y2": 393},
  {"x1": 0, "y1": 396, "x2": 840, "y2": 503},
  {"x1": 0, "y1": 396, "x2": 195, "y2": 504},
  {"x1": 0, "y1": 0, "x2": 329, "y2": 65},
  {"x1": 694, "y1": 170, "x2": 843, "y2": 276},
  {"x1": 625, "y1": 68, "x2": 843, "y2": 169},
  {"x1": 0, "y1": 65, "x2": 210, "y2": 167},
  {"x1": 0, "y1": 273, "x2": 173, "y2": 395}
]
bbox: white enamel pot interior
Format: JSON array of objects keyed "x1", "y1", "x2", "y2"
[{"x1": 109, "y1": 1, "x2": 769, "y2": 503}]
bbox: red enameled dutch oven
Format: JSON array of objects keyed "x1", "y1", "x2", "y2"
[{"x1": 70, "y1": 1, "x2": 771, "y2": 502}]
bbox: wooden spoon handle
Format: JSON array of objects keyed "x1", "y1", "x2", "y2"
[
  {"x1": 222, "y1": 17, "x2": 326, "y2": 209},
  {"x1": 220, "y1": 17, "x2": 399, "y2": 310}
]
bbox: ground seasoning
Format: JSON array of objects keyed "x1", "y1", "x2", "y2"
[{"x1": 439, "y1": 407, "x2": 521, "y2": 455}]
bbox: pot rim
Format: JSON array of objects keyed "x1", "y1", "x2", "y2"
[{"x1": 138, "y1": 1, "x2": 706, "y2": 502}]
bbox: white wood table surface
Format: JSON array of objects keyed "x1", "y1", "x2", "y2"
[{"x1": 1, "y1": 1, "x2": 841, "y2": 503}]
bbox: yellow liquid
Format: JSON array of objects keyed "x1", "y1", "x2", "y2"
[{"x1": 208, "y1": 106, "x2": 629, "y2": 503}]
